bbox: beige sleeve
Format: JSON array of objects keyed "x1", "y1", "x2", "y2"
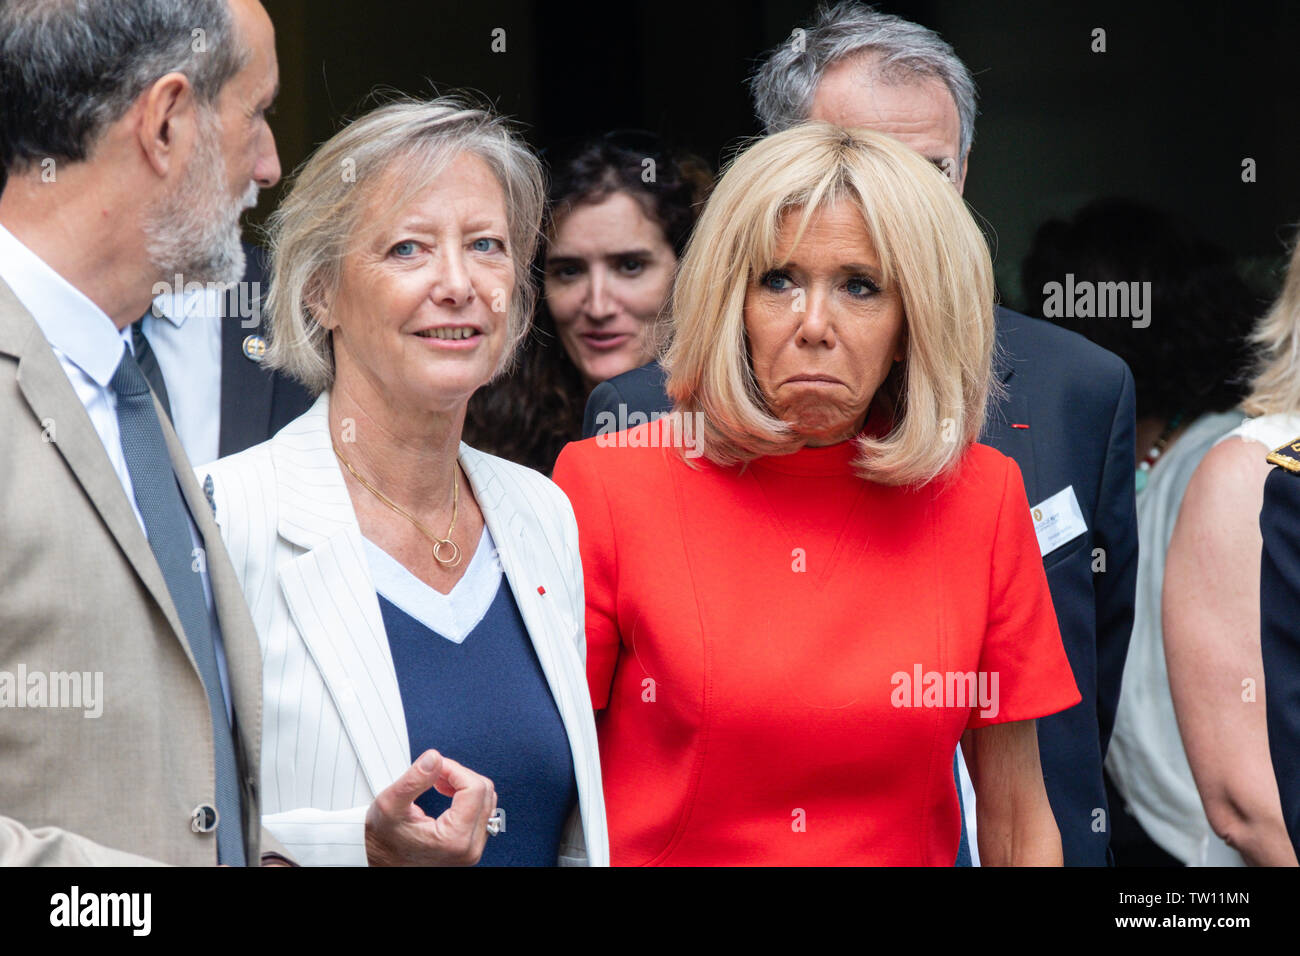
[{"x1": 0, "y1": 815, "x2": 167, "y2": 866}]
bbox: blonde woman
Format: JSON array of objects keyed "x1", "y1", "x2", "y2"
[
  {"x1": 198, "y1": 98, "x2": 607, "y2": 866},
  {"x1": 552, "y1": 123, "x2": 1080, "y2": 866},
  {"x1": 1163, "y1": 237, "x2": 1300, "y2": 866}
]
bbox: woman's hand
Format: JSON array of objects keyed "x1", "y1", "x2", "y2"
[
  {"x1": 962, "y1": 720, "x2": 1063, "y2": 866},
  {"x1": 364, "y1": 749, "x2": 497, "y2": 866}
]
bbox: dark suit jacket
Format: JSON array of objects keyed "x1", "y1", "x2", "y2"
[
  {"x1": 582, "y1": 306, "x2": 1138, "y2": 866},
  {"x1": 1259, "y1": 461, "x2": 1300, "y2": 858},
  {"x1": 142, "y1": 243, "x2": 312, "y2": 458},
  {"x1": 216, "y1": 243, "x2": 313, "y2": 456}
]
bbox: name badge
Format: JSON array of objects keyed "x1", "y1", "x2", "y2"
[{"x1": 1030, "y1": 485, "x2": 1087, "y2": 557}]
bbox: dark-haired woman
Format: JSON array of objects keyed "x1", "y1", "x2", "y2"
[{"x1": 464, "y1": 131, "x2": 710, "y2": 474}]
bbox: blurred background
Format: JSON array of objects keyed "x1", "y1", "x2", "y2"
[{"x1": 257, "y1": 0, "x2": 1300, "y2": 308}]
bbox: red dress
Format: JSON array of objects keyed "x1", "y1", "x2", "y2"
[{"x1": 552, "y1": 418, "x2": 1080, "y2": 865}]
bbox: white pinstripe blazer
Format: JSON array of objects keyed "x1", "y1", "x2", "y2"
[{"x1": 196, "y1": 392, "x2": 608, "y2": 866}]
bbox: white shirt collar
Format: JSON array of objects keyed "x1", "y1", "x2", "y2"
[
  {"x1": 150, "y1": 283, "x2": 225, "y2": 330},
  {"x1": 0, "y1": 223, "x2": 127, "y2": 386}
]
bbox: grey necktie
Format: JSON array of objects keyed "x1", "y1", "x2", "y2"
[
  {"x1": 131, "y1": 318, "x2": 173, "y2": 419},
  {"x1": 109, "y1": 346, "x2": 246, "y2": 866}
]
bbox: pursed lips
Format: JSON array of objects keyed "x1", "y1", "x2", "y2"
[{"x1": 783, "y1": 374, "x2": 844, "y2": 385}]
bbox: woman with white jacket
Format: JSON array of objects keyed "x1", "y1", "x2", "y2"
[{"x1": 199, "y1": 97, "x2": 607, "y2": 866}]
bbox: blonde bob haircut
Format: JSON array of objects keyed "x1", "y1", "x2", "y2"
[
  {"x1": 263, "y1": 95, "x2": 545, "y2": 395},
  {"x1": 663, "y1": 122, "x2": 996, "y2": 487},
  {"x1": 1243, "y1": 235, "x2": 1300, "y2": 417}
]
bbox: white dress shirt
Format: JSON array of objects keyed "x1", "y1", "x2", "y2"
[
  {"x1": 0, "y1": 224, "x2": 232, "y2": 720},
  {"x1": 145, "y1": 285, "x2": 224, "y2": 467}
]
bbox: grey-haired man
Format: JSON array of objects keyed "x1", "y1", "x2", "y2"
[{"x1": 0, "y1": 0, "x2": 289, "y2": 865}]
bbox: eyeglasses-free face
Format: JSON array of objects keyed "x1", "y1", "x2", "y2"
[{"x1": 543, "y1": 190, "x2": 676, "y2": 391}]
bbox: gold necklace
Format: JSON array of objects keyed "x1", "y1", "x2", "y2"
[{"x1": 331, "y1": 441, "x2": 462, "y2": 568}]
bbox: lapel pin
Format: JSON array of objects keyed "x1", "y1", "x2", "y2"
[
  {"x1": 242, "y1": 334, "x2": 267, "y2": 362},
  {"x1": 1011, "y1": 423, "x2": 1029, "y2": 429},
  {"x1": 537, "y1": 586, "x2": 546, "y2": 595}
]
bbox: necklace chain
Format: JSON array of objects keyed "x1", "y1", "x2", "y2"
[
  {"x1": 331, "y1": 441, "x2": 462, "y2": 568},
  {"x1": 1135, "y1": 411, "x2": 1185, "y2": 494}
]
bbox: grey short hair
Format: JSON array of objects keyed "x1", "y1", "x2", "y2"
[
  {"x1": 750, "y1": 1, "x2": 977, "y2": 160},
  {"x1": 263, "y1": 96, "x2": 546, "y2": 396},
  {"x1": 0, "y1": 0, "x2": 244, "y2": 176}
]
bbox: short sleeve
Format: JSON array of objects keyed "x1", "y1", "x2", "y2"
[
  {"x1": 966, "y1": 457, "x2": 1082, "y2": 730},
  {"x1": 552, "y1": 442, "x2": 621, "y2": 710}
]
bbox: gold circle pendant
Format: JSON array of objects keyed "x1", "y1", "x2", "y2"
[{"x1": 432, "y1": 538, "x2": 462, "y2": 568}]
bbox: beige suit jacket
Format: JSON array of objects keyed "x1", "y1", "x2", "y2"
[{"x1": 0, "y1": 277, "x2": 280, "y2": 865}]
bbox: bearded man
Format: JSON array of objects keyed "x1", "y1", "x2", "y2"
[{"x1": 0, "y1": 0, "x2": 290, "y2": 866}]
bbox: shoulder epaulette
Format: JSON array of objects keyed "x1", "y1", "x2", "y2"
[{"x1": 1266, "y1": 436, "x2": 1300, "y2": 473}]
